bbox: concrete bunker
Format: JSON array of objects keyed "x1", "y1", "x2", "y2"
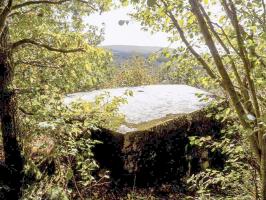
[{"x1": 65, "y1": 85, "x2": 225, "y2": 186}]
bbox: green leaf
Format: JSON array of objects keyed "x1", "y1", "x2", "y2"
[
  {"x1": 178, "y1": 19, "x2": 184, "y2": 26},
  {"x1": 66, "y1": 168, "x2": 74, "y2": 181}
]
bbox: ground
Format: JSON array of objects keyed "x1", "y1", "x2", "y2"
[{"x1": 85, "y1": 179, "x2": 193, "y2": 200}]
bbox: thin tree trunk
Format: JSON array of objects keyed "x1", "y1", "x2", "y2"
[
  {"x1": 0, "y1": 26, "x2": 24, "y2": 200},
  {"x1": 188, "y1": 0, "x2": 248, "y2": 128},
  {"x1": 261, "y1": 135, "x2": 266, "y2": 200}
]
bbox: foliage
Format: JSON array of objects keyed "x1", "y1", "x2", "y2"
[
  {"x1": 103, "y1": 56, "x2": 159, "y2": 88},
  {"x1": 0, "y1": 0, "x2": 121, "y2": 199},
  {"x1": 1, "y1": 0, "x2": 266, "y2": 199},
  {"x1": 158, "y1": 50, "x2": 215, "y2": 89},
  {"x1": 187, "y1": 102, "x2": 259, "y2": 199},
  {"x1": 21, "y1": 94, "x2": 126, "y2": 199},
  {"x1": 123, "y1": 0, "x2": 266, "y2": 198}
]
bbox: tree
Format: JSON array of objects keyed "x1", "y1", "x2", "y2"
[
  {"x1": 103, "y1": 56, "x2": 159, "y2": 88},
  {"x1": 0, "y1": 0, "x2": 112, "y2": 199},
  {"x1": 126, "y1": 0, "x2": 266, "y2": 198}
]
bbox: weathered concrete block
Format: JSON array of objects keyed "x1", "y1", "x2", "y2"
[{"x1": 65, "y1": 85, "x2": 225, "y2": 185}]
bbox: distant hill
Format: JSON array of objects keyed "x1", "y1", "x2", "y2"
[{"x1": 102, "y1": 45, "x2": 166, "y2": 63}]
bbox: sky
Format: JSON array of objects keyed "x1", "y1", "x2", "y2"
[{"x1": 86, "y1": 7, "x2": 172, "y2": 47}]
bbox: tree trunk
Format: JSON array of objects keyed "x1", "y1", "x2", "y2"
[
  {"x1": 261, "y1": 135, "x2": 266, "y2": 200},
  {"x1": 0, "y1": 26, "x2": 24, "y2": 199}
]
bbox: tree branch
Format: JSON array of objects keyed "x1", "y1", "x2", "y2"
[
  {"x1": 221, "y1": 0, "x2": 261, "y2": 120},
  {"x1": 199, "y1": 4, "x2": 253, "y2": 113},
  {"x1": 76, "y1": 0, "x2": 98, "y2": 11},
  {"x1": 8, "y1": 7, "x2": 36, "y2": 18},
  {"x1": 211, "y1": 22, "x2": 240, "y2": 56},
  {"x1": 190, "y1": 0, "x2": 261, "y2": 162},
  {"x1": 11, "y1": 39, "x2": 85, "y2": 53},
  {"x1": 189, "y1": 0, "x2": 249, "y2": 128},
  {"x1": 0, "y1": 0, "x2": 13, "y2": 36},
  {"x1": 160, "y1": 0, "x2": 217, "y2": 80},
  {"x1": 19, "y1": 107, "x2": 34, "y2": 115},
  {"x1": 240, "y1": 7, "x2": 266, "y2": 32},
  {"x1": 15, "y1": 60, "x2": 62, "y2": 68},
  {"x1": 262, "y1": 0, "x2": 266, "y2": 28},
  {"x1": 12, "y1": 0, "x2": 69, "y2": 10},
  {"x1": 11, "y1": 0, "x2": 98, "y2": 12}
]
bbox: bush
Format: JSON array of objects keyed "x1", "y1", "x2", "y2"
[
  {"x1": 21, "y1": 94, "x2": 126, "y2": 199},
  {"x1": 187, "y1": 102, "x2": 259, "y2": 199}
]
